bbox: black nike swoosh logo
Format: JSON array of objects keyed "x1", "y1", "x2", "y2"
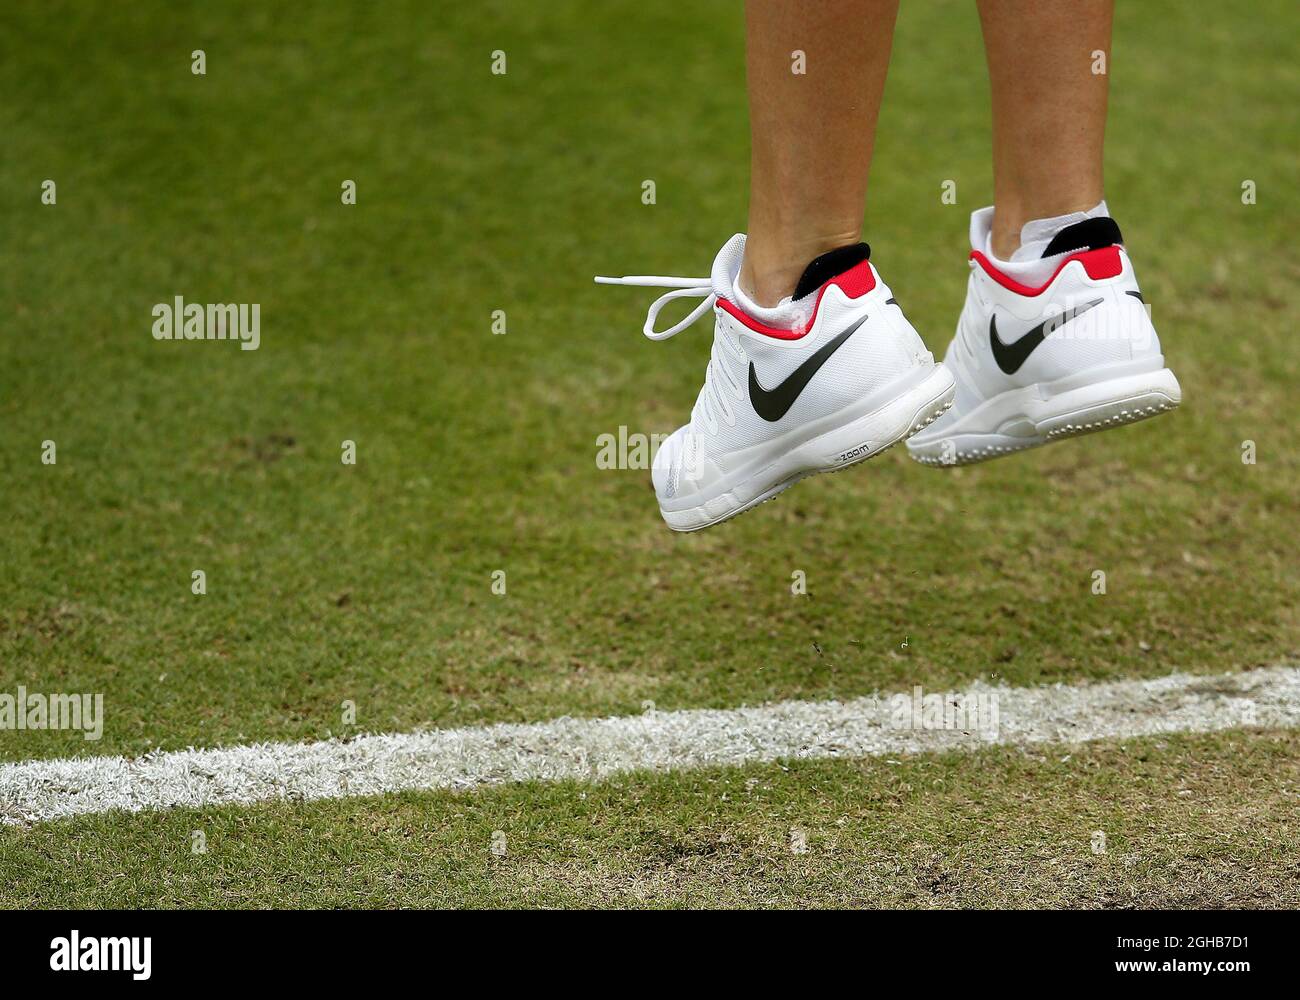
[
  {"x1": 748, "y1": 318, "x2": 864, "y2": 422},
  {"x1": 989, "y1": 298, "x2": 1104, "y2": 374}
]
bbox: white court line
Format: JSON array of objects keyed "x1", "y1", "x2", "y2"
[{"x1": 2, "y1": 666, "x2": 1297, "y2": 825}]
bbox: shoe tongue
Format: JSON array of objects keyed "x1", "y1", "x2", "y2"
[
  {"x1": 792, "y1": 243, "x2": 871, "y2": 300},
  {"x1": 1039, "y1": 217, "x2": 1123, "y2": 258},
  {"x1": 710, "y1": 234, "x2": 749, "y2": 299}
]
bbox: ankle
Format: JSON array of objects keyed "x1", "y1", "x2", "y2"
[
  {"x1": 741, "y1": 230, "x2": 863, "y2": 307},
  {"x1": 991, "y1": 195, "x2": 1104, "y2": 260},
  {"x1": 989, "y1": 202, "x2": 1029, "y2": 259},
  {"x1": 989, "y1": 224, "x2": 1021, "y2": 261},
  {"x1": 738, "y1": 259, "x2": 803, "y2": 308}
]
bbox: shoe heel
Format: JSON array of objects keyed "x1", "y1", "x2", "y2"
[
  {"x1": 810, "y1": 364, "x2": 956, "y2": 471},
  {"x1": 1036, "y1": 367, "x2": 1182, "y2": 441}
]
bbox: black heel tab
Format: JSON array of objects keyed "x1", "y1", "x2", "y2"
[
  {"x1": 793, "y1": 243, "x2": 871, "y2": 300},
  {"x1": 1041, "y1": 218, "x2": 1123, "y2": 258}
]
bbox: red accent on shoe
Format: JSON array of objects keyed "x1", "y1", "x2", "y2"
[
  {"x1": 720, "y1": 260, "x2": 877, "y2": 339},
  {"x1": 969, "y1": 246, "x2": 1122, "y2": 296},
  {"x1": 717, "y1": 299, "x2": 806, "y2": 339},
  {"x1": 829, "y1": 259, "x2": 877, "y2": 299}
]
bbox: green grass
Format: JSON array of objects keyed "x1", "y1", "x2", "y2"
[
  {"x1": 2, "y1": 730, "x2": 1296, "y2": 908},
  {"x1": 0, "y1": 0, "x2": 1296, "y2": 907}
]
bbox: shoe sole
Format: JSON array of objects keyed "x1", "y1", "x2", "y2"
[
  {"x1": 907, "y1": 362, "x2": 1181, "y2": 468},
  {"x1": 660, "y1": 364, "x2": 956, "y2": 532}
]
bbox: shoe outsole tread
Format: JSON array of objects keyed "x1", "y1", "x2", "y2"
[{"x1": 908, "y1": 394, "x2": 1178, "y2": 467}]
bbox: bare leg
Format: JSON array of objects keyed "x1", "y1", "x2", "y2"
[
  {"x1": 740, "y1": 0, "x2": 899, "y2": 306},
  {"x1": 978, "y1": 0, "x2": 1112, "y2": 259}
]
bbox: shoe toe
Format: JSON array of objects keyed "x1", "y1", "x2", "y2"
[{"x1": 651, "y1": 426, "x2": 689, "y2": 501}]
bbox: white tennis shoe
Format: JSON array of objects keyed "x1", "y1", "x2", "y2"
[
  {"x1": 908, "y1": 208, "x2": 1181, "y2": 467},
  {"x1": 599, "y1": 234, "x2": 954, "y2": 530}
]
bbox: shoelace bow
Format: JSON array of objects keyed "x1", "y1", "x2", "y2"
[
  {"x1": 593, "y1": 272, "x2": 716, "y2": 341},
  {"x1": 594, "y1": 271, "x2": 742, "y2": 429}
]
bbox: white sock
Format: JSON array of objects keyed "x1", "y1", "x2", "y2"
[
  {"x1": 733, "y1": 272, "x2": 815, "y2": 330},
  {"x1": 976, "y1": 200, "x2": 1111, "y2": 286}
]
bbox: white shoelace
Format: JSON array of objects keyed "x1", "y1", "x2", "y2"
[
  {"x1": 593, "y1": 273, "x2": 716, "y2": 341},
  {"x1": 594, "y1": 272, "x2": 741, "y2": 431}
]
